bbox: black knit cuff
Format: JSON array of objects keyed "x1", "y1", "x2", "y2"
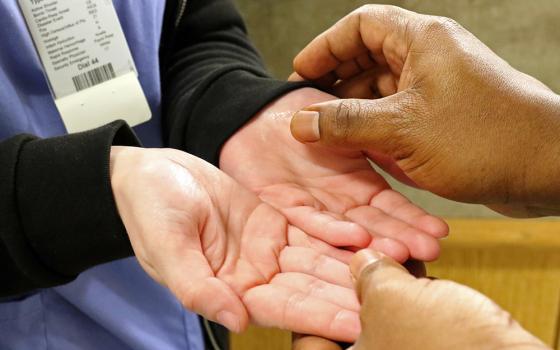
[
  {"x1": 12, "y1": 120, "x2": 140, "y2": 286},
  {"x1": 168, "y1": 66, "x2": 313, "y2": 165}
]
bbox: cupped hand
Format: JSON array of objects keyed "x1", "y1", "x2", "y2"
[
  {"x1": 220, "y1": 88, "x2": 448, "y2": 263},
  {"x1": 349, "y1": 249, "x2": 549, "y2": 350},
  {"x1": 109, "y1": 146, "x2": 360, "y2": 341},
  {"x1": 290, "y1": 5, "x2": 560, "y2": 217}
]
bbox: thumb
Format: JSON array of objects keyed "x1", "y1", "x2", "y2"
[
  {"x1": 157, "y1": 246, "x2": 249, "y2": 333},
  {"x1": 350, "y1": 249, "x2": 415, "y2": 302},
  {"x1": 290, "y1": 91, "x2": 416, "y2": 155}
]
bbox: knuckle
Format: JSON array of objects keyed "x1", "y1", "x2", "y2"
[
  {"x1": 381, "y1": 95, "x2": 421, "y2": 153},
  {"x1": 421, "y1": 15, "x2": 462, "y2": 38},
  {"x1": 379, "y1": 4, "x2": 404, "y2": 18},
  {"x1": 326, "y1": 100, "x2": 354, "y2": 141},
  {"x1": 355, "y1": 4, "x2": 375, "y2": 15},
  {"x1": 355, "y1": 4, "x2": 402, "y2": 20},
  {"x1": 360, "y1": 4, "x2": 395, "y2": 14}
]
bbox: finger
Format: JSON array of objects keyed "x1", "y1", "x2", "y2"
[
  {"x1": 283, "y1": 206, "x2": 372, "y2": 248},
  {"x1": 331, "y1": 68, "x2": 397, "y2": 99},
  {"x1": 258, "y1": 183, "x2": 324, "y2": 210},
  {"x1": 293, "y1": 335, "x2": 343, "y2": 350},
  {"x1": 350, "y1": 249, "x2": 414, "y2": 302},
  {"x1": 331, "y1": 70, "x2": 381, "y2": 99},
  {"x1": 279, "y1": 246, "x2": 354, "y2": 288},
  {"x1": 369, "y1": 189, "x2": 449, "y2": 238},
  {"x1": 244, "y1": 283, "x2": 361, "y2": 342},
  {"x1": 288, "y1": 72, "x2": 305, "y2": 82},
  {"x1": 345, "y1": 206, "x2": 440, "y2": 261},
  {"x1": 293, "y1": 5, "x2": 415, "y2": 80},
  {"x1": 368, "y1": 236, "x2": 410, "y2": 263},
  {"x1": 356, "y1": 52, "x2": 377, "y2": 71},
  {"x1": 159, "y1": 247, "x2": 249, "y2": 333},
  {"x1": 287, "y1": 225, "x2": 354, "y2": 263},
  {"x1": 290, "y1": 92, "x2": 417, "y2": 153},
  {"x1": 334, "y1": 59, "x2": 363, "y2": 80},
  {"x1": 271, "y1": 272, "x2": 360, "y2": 312}
]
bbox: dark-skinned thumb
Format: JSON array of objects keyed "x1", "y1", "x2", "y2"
[
  {"x1": 350, "y1": 249, "x2": 415, "y2": 303},
  {"x1": 290, "y1": 92, "x2": 415, "y2": 155}
]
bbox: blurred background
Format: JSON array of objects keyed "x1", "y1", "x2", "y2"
[
  {"x1": 231, "y1": 2, "x2": 560, "y2": 349},
  {"x1": 236, "y1": 0, "x2": 560, "y2": 218}
]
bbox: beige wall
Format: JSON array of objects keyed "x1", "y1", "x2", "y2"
[{"x1": 235, "y1": 0, "x2": 560, "y2": 218}]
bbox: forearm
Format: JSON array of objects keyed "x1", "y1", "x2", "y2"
[
  {"x1": 0, "y1": 121, "x2": 138, "y2": 296},
  {"x1": 524, "y1": 92, "x2": 560, "y2": 214},
  {"x1": 491, "y1": 90, "x2": 560, "y2": 217}
]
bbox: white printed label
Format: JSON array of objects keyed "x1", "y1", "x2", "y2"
[
  {"x1": 18, "y1": 0, "x2": 151, "y2": 133},
  {"x1": 19, "y1": 0, "x2": 136, "y2": 99}
]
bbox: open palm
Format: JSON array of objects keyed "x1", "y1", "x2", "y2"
[
  {"x1": 220, "y1": 88, "x2": 448, "y2": 263},
  {"x1": 111, "y1": 147, "x2": 360, "y2": 342}
]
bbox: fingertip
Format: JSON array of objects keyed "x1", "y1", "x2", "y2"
[
  {"x1": 217, "y1": 311, "x2": 243, "y2": 333},
  {"x1": 325, "y1": 221, "x2": 372, "y2": 248},
  {"x1": 346, "y1": 222, "x2": 373, "y2": 248},
  {"x1": 293, "y1": 50, "x2": 328, "y2": 81},
  {"x1": 175, "y1": 277, "x2": 249, "y2": 333},
  {"x1": 332, "y1": 310, "x2": 361, "y2": 342},
  {"x1": 411, "y1": 235, "x2": 441, "y2": 262},
  {"x1": 288, "y1": 71, "x2": 305, "y2": 82},
  {"x1": 368, "y1": 237, "x2": 409, "y2": 263},
  {"x1": 350, "y1": 249, "x2": 385, "y2": 280},
  {"x1": 292, "y1": 52, "x2": 306, "y2": 77},
  {"x1": 418, "y1": 215, "x2": 449, "y2": 238},
  {"x1": 216, "y1": 302, "x2": 250, "y2": 333}
]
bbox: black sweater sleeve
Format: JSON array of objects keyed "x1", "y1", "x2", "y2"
[
  {"x1": 0, "y1": 121, "x2": 139, "y2": 296},
  {"x1": 161, "y1": 0, "x2": 312, "y2": 164}
]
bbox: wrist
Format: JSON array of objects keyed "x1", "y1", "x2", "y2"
[
  {"x1": 219, "y1": 88, "x2": 334, "y2": 174},
  {"x1": 109, "y1": 146, "x2": 138, "y2": 196},
  {"x1": 517, "y1": 92, "x2": 560, "y2": 216}
]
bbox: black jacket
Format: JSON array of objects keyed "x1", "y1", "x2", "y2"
[{"x1": 0, "y1": 0, "x2": 309, "y2": 297}]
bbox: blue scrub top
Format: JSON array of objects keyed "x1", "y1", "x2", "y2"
[{"x1": 0, "y1": 1, "x2": 205, "y2": 349}]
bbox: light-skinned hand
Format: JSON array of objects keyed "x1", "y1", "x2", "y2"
[
  {"x1": 221, "y1": 88, "x2": 448, "y2": 263},
  {"x1": 110, "y1": 146, "x2": 361, "y2": 342}
]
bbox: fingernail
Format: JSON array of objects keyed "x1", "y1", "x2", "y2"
[
  {"x1": 217, "y1": 311, "x2": 241, "y2": 333},
  {"x1": 291, "y1": 111, "x2": 320, "y2": 142},
  {"x1": 350, "y1": 249, "x2": 385, "y2": 279}
]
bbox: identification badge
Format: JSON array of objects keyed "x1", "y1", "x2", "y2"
[{"x1": 18, "y1": 0, "x2": 151, "y2": 133}]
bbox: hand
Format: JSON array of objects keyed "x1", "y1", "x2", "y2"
[
  {"x1": 349, "y1": 249, "x2": 549, "y2": 350},
  {"x1": 220, "y1": 88, "x2": 448, "y2": 263},
  {"x1": 290, "y1": 260, "x2": 426, "y2": 350},
  {"x1": 290, "y1": 5, "x2": 560, "y2": 217},
  {"x1": 109, "y1": 146, "x2": 361, "y2": 341}
]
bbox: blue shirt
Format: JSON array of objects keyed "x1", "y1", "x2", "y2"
[{"x1": 0, "y1": 1, "x2": 205, "y2": 349}]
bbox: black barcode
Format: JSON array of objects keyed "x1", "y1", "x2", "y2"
[{"x1": 71, "y1": 63, "x2": 116, "y2": 92}]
